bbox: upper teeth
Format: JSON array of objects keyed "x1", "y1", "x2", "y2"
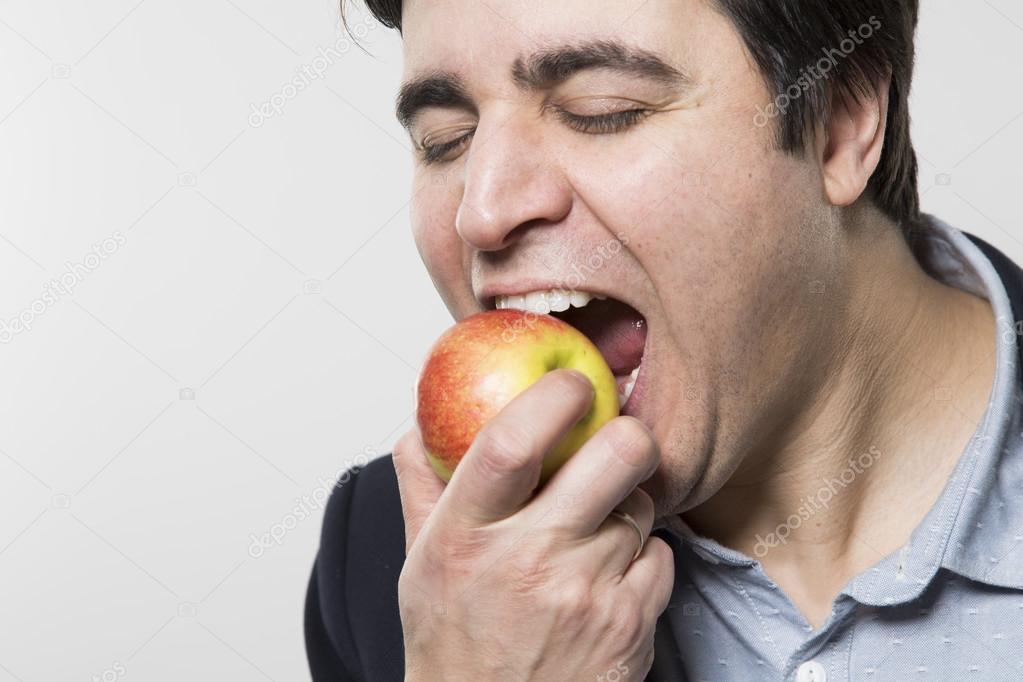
[{"x1": 495, "y1": 289, "x2": 606, "y2": 314}]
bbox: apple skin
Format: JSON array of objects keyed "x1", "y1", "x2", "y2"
[{"x1": 416, "y1": 309, "x2": 620, "y2": 484}]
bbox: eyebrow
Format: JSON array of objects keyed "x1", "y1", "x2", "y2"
[
  {"x1": 512, "y1": 39, "x2": 689, "y2": 90},
  {"x1": 395, "y1": 72, "x2": 475, "y2": 130},
  {"x1": 395, "y1": 39, "x2": 690, "y2": 130}
]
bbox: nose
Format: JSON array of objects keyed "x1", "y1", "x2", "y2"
[{"x1": 454, "y1": 114, "x2": 572, "y2": 251}]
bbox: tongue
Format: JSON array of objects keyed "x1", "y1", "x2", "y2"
[{"x1": 553, "y1": 298, "x2": 647, "y2": 375}]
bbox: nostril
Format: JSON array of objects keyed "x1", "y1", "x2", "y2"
[
  {"x1": 454, "y1": 201, "x2": 505, "y2": 251},
  {"x1": 455, "y1": 202, "x2": 542, "y2": 253},
  {"x1": 455, "y1": 153, "x2": 572, "y2": 251}
]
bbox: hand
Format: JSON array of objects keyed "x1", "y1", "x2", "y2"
[{"x1": 393, "y1": 369, "x2": 675, "y2": 681}]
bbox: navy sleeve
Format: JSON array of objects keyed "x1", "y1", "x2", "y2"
[
  {"x1": 304, "y1": 464, "x2": 364, "y2": 681},
  {"x1": 305, "y1": 561, "x2": 362, "y2": 681},
  {"x1": 304, "y1": 456, "x2": 407, "y2": 682}
]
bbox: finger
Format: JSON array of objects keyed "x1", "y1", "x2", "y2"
[
  {"x1": 533, "y1": 416, "x2": 659, "y2": 536},
  {"x1": 392, "y1": 426, "x2": 446, "y2": 554},
  {"x1": 590, "y1": 487, "x2": 655, "y2": 578},
  {"x1": 621, "y1": 536, "x2": 676, "y2": 626},
  {"x1": 439, "y1": 369, "x2": 594, "y2": 527}
]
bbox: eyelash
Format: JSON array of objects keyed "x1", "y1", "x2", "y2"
[
  {"x1": 421, "y1": 134, "x2": 473, "y2": 165},
  {"x1": 553, "y1": 107, "x2": 652, "y2": 134},
  {"x1": 418, "y1": 108, "x2": 652, "y2": 165}
]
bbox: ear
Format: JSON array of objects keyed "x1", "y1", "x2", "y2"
[{"x1": 820, "y1": 72, "x2": 891, "y2": 207}]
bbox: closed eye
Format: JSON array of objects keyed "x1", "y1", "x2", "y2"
[
  {"x1": 419, "y1": 132, "x2": 474, "y2": 165},
  {"x1": 417, "y1": 108, "x2": 651, "y2": 165},
  {"x1": 552, "y1": 107, "x2": 652, "y2": 134},
  {"x1": 419, "y1": 130, "x2": 475, "y2": 165}
]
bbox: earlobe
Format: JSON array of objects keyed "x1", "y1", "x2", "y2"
[{"x1": 821, "y1": 73, "x2": 891, "y2": 208}]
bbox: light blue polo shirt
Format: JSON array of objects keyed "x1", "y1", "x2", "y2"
[{"x1": 653, "y1": 216, "x2": 1023, "y2": 681}]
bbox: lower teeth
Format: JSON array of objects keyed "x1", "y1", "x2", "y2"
[{"x1": 617, "y1": 367, "x2": 640, "y2": 406}]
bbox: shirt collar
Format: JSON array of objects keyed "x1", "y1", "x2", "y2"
[
  {"x1": 910, "y1": 217, "x2": 1023, "y2": 589},
  {"x1": 834, "y1": 215, "x2": 1023, "y2": 605}
]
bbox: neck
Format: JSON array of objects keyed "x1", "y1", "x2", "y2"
[{"x1": 684, "y1": 213, "x2": 996, "y2": 628}]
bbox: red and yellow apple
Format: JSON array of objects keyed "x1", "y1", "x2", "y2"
[{"x1": 416, "y1": 309, "x2": 620, "y2": 484}]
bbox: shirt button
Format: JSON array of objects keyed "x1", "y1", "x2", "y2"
[{"x1": 796, "y1": 660, "x2": 827, "y2": 682}]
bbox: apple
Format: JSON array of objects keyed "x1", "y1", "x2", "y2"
[{"x1": 416, "y1": 309, "x2": 620, "y2": 484}]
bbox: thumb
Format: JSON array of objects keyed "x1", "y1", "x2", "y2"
[{"x1": 392, "y1": 426, "x2": 446, "y2": 555}]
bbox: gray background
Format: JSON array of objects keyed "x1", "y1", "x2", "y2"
[{"x1": 0, "y1": 1, "x2": 1020, "y2": 680}]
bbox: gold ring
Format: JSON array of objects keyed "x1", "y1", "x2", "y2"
[{"x1": 610, "y1": 510, "x2": 644, "y2": 562}]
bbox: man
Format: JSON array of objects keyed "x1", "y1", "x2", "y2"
[{"x1": 307, "y1": 1, "x2": 1023, "y2": 679}]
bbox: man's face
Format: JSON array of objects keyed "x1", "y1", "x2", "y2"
[{"x1": 400, "y1": 0, "x2": 843, "y2": 515}]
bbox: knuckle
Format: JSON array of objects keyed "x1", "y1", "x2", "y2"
[
  {"x1": 601, "y1": 417, "x2": 657, "y2": 470},
  {"x1": 548, "y1": 575, "x2": 594, "y2": 620},
  {"x1": 437, "y1": 527, "x2": 490, "y2": 566},
  {"x1": 630, "y1": 487, "x2": 655, "y2": 520},
  {"x1": 397, "y1": 561, "x2": 432, "y2": 609},
  {"x1": 644, "y1": 538, "x2": 677, "y2": 603},
  {"x1": 473, "y1": 421, "x2": 536, "y2": 476},
  {"x1": 648, "y1": 536, "x2": 675, "y2": 569},
  {"x1": 412, "y1": 525, "x2": 488, "y2": 572},
  {"x1": 392, "y1": 429, "x2": 420, "y2": 466},
  {"x1": 397, "y1": 568, "x2": 419, "y2": 601}
]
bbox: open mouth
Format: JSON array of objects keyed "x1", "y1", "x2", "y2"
[{"x1": 493, "y1": 289, "x2": 648, "y2": 409}]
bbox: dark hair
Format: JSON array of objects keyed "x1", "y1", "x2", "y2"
[{"x1": 344, "y1": 1, "x2": 920, "y2": 235}]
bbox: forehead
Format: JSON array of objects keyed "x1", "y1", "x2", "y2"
[{"x1": 400, "y1": 0, "x2": 716, "y2": 81}]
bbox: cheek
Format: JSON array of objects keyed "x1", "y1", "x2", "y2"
[
  {"x1": 571, "y1": 113, "x2": 829, "y2": 358},
  {"x1": 411, "y1": 179, "x2": 473, "y2": 313},
  {"x1": 568, "y1": 122, "x2": 786, "y2": 294}
]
